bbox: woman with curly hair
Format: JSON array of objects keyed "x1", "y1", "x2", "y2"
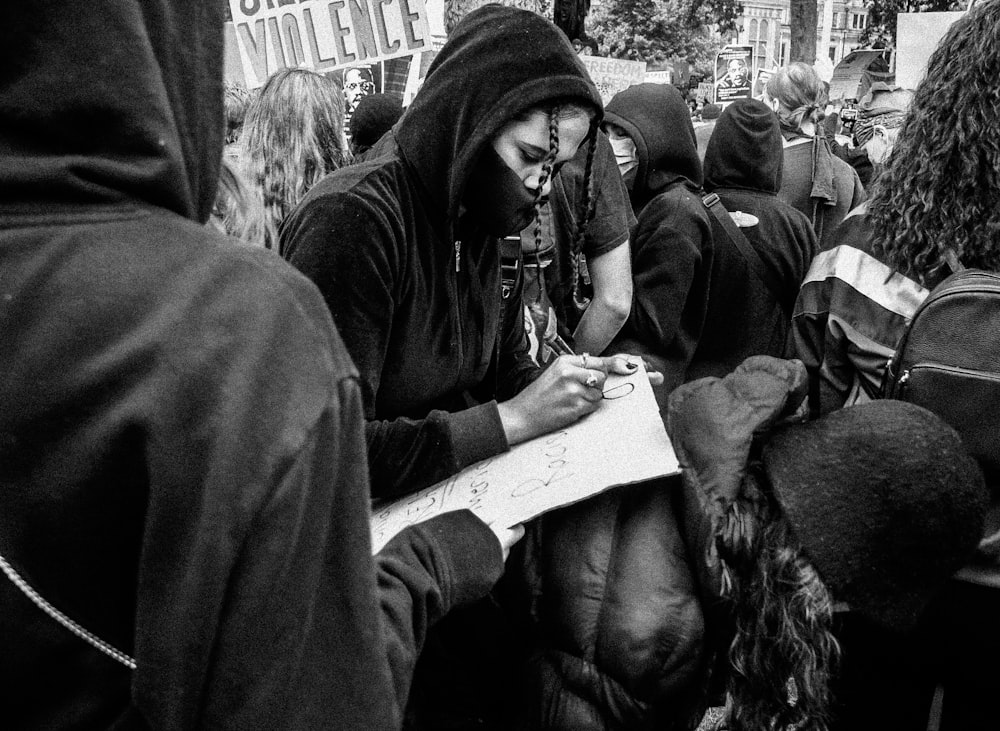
[
  {"x1": 764, "y1": 62, "x2": 865, "y2": 250},
  {"x1": 790, "y1": 5, "x2": 1000, "y2": 727},
  {"x1": 666, "y1": 357, "x2": 987, "y2": 731},
  {"x1": 792, "y1": 0, "x2": 1000, "y2": 418},
  {"x1": 230, "y1": 67, "x2": 349, "y2": 249}
]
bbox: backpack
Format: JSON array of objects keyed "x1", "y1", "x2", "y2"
[{"x1": 882, "y1": 268, "x2": 1000, "y2": 481}]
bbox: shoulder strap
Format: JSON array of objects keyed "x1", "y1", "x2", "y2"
[
  {"x1": 703, "y1": 193, "x2": 788, "y2": 315},
  {"x1": 499, "y1": 235, "x2": 521, "y2": 300}
]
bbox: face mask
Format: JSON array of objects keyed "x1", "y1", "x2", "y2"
[
  {"x1": 608, "y1": 134, "x2": 638, "y2": 177},
  {"x1": 462, "y1": 145, "x2": 538, "y2": 237}
]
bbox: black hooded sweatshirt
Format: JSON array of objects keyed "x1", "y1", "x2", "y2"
[
  {"x1": 281, "y1": 6, "x2": 603, "y2": 499},
  {"x1": 0, "y1": 3, "x2": 500, "y2": 728},
  {"x1": 689, "y1": 98, "x2": 819, "y2": 380},
  {"x1": 604, "y1": 83, "x2": 713, "y2": 398}
]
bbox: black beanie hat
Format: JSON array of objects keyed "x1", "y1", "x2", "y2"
[
  {"x1": 350, "y1": 93, "x2": 403, "y2": 149},
  {"x1": 763, "y1": 400, "x2": 988, "y2": 632},
  {"x1": 703, "y1": 97, "x2": 782, "y2": 194},
  {"x1": 700, "y1": 103, "x2": 722, "y2": 120}
]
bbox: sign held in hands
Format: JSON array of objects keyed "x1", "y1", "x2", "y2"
[{"x1": 370, "y1": 364, "x2": 679, "y2": 553}]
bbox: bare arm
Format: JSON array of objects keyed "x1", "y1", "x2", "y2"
[{"x1": 572, "y1": 242, "x2": 632, "y2": 356}]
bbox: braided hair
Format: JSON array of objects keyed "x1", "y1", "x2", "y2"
[
  {"x1": 516, "y1": 102, "x2": 599, "y2": 309},
  {"x1": 570, "y1": 130, "x2": 598, "y2": 311}
]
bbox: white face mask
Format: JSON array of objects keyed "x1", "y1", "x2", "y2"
[{"x1": 608, "y1": 134, "x2": 638, "y2": 177}]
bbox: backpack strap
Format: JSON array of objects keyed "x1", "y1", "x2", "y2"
[
  {"x1": 943, "y1": 249, "x2": 966, "y2": 274},
  {"x1": 500, "y1": 235, "x2": 521, "y2": 300},
  {"x1": 703, "y1": 193, "x2": 789, "y2": 317}
]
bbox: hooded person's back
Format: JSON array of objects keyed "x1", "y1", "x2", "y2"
[
  {"x1": 0, "y1": 3, "x2": 502, "y2": 728},
  {"x1": 688, "y1": 98, "x2": 819, "y2": 380},
  {"x1": 604, "y1": 83, "x2": 713, "y2": 399}
]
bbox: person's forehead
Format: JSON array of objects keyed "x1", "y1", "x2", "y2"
[{"x1": 507, "y1": 111, "x2": 591, "y2": 156}]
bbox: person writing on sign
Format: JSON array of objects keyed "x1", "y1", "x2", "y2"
[
  {"x1": 0, "y1": 2, "x2": 521, "y2": 728},
  {"x1": 281, "y1": 5, "x2": 647, "y2": 502},
  {"x1": 280, "y1": 8, "x2": 653, "y2": 728}
]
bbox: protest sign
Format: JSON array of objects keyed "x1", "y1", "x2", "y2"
[
  {"x1": 714, "y1": 45, "x2": 752, "y2": 105},
  {"x1": 696, "y1": 81, "x2": 715, "y2": 105},
  {"x1": 370, "y1": 365, "x2": 679, "y2": 553},
  {"x1": 752, "y1": 67, "x2": 776, "y2": 100},
  {"x1": 828, "y1": 49, "x2": 889, "y2": 101},
  {"x1": 895, "y1": 11, "x2": 965, "y2": 91},
  {"x1": 580, "y1": 55, "x2": 646, "y2": 105},
  {"x1": 228, "y1": 0, "x2": 431, "y2": 88},
  {"x1": 645, "y1": 70, "x2": 673, "y2": 85}
]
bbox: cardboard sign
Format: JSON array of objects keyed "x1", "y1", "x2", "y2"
[
  {"x1": 696, "y1": 81, "x2": 715, "y2": 105},
  {"x1": 228, "y1": 0, "x2": 431, "y2": 88},
  {"x1": 370, "y1": 365, "x2": 679, "y2": 553},
  {"x1": 828, "y1": 49, "x2": 889, "y2": 101},
  {"x1": 645, "y1": 70, "x2": 674, "y2": 85},
  {"x1": 714, "y1": 46, "x2": 752, "y2": 105},
  {"x1": 752, "y1": 67, "x2": 777, "y2": 100},
  {"x1": 580, "y1": 55, "x2": 647, "y2": 105},
  {"x1": 895, "y1": 11, "x2": 966, "y2": 91}
]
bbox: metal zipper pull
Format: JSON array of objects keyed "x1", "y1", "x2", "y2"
[{"x1": 455, "y1": 240, "x2": 461, "y2": 273}]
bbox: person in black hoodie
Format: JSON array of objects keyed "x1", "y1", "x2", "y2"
[
  {"x1": 281, "y1": 5, "x2": 642, "y2": 501},
  {"x1": 603, "y1": 82, "x2": 714, "y2": 403},
  {"x1": 688, "y1": 98, "x2": 818, "y2": 381},
  {"x1": 0, "y1": 2, "x2": 516, "y2": 728},
  {"x1": 280, "y1": 6, "x2": 651, "y2": 728}
]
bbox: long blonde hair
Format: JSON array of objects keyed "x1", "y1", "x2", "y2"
[{"x1": 234, "y1": 68, "x2": 349, "y2": 249}]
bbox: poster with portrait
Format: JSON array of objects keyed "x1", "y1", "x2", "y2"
[{"x1": 714, "y1": 45, "x2": 752, "y2": 105}]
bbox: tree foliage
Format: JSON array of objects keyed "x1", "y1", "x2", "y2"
[
  {"x1": 861, "y1": 0, "x2": 965, "y2": 45},
  {"x1": 589, "y1": 0, "x2": 742, "y2": 73}
]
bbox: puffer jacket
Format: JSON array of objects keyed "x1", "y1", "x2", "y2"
[
  {"x1": 517, "y1": 479, "x2": 708, "y2": 730},
  {"x1": 514, "y1": 358, "x2": 810, "y2": 729},
  {"x1": 665, "y1": 357, "x2": 810, "y2": 684}
]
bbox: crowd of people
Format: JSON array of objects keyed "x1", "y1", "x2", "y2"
[{"x1": 2, "y1": 1, "x2": 999, "y2": 730}]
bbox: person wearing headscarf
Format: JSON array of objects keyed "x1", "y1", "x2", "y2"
[
  {"x1": 0, "y1": 2, "x2": 514, "y2": 727},
  {"x1": 603, "y1": 82, "x2": 714, "y2": 402},
  {"x1": 764, "y1": 62, "x2": 866, "y2": 250},
  {"x1": 688, "y1": 98, "x2": 818, "y2": 381}
]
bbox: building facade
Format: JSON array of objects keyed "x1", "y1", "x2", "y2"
[{"x1": 724, "y1": 0, "x2": 870, "y2": 74}]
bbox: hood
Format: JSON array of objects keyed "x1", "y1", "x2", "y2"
[
  {"x1": 394, "y1": 5, "x2": 602, "y2": 225},
  {"x1": 703, "y1": 98, "x2": 783, "y2": 194},
  {"x1": 603, "y1": 83, "x2": 702, "y2": 209},
  {"x1": 0, "y1": 2, "x2": 226, "y2": 223}
]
